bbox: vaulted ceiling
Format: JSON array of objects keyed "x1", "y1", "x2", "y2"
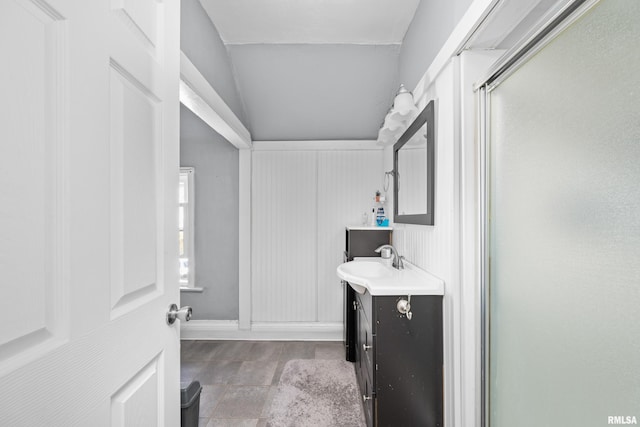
[{"x1": 199, "y1": 0, "x2": 421, "y2": 141}]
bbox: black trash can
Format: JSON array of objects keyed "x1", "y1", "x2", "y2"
[{"x1": 180, "y1": 381, "x2": 202, "y2": 427}]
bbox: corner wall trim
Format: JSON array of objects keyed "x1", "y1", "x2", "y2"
[
  {"x1": 179, "y1": 51, "x2": 252, "y2": 149},
  {"x1": 180, "y1": 320, "x2": 342, "y2": 341},
  {"x1": 238, "y1": 150, "x2": 252, "y2": 330},
  {"x1": 252, "y1": 140, "x2": 380, "y2": 151}
]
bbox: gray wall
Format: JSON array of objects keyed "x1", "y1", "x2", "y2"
[
  {"x1": 181, "y1": 0, "x2": 247, "y2": 123},
  {"x1": 399, "y1": 0, "x2": 473, "y2": 90},
  {"x1": 180, "y1": 105, "x2": 239, "y2": 320},
  {"x1": 227, "y1": 44, "x2": 400, "y2": 140},
  {"x1": 181, "y1": 0, "x2": 242, "y2": 320}
]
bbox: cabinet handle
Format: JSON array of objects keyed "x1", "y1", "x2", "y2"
[
  {"x1": 362, "y1": 394, "x2": 372, "y2": 403},
  {"x1": 362, "y1": 344, "x2": 372, "y2": 351}
]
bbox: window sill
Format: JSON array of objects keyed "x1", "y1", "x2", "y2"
[{"x1": 180, "y1": 286, "x2": 205, "y2": 293}]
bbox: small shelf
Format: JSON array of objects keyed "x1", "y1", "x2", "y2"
[{"x1": 346, "y1": 225, "x2": 393, "y2": 231}]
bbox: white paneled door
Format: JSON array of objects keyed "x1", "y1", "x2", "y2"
[{"x1": 0, "y1": 0, "x2": 180, "y2": 425}]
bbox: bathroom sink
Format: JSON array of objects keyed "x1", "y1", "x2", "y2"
[
  {"x1": 339, "y1": 261, "x2": 394, "y2": 279},
  {"x1": 336, "y1": 257, "x2": 444, "y2": 296},
  {"x1": 336, "y1": 261, "x2": 394, "y2": 294}
]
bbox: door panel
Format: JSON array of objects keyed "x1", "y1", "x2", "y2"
[
  {"x1": 110, "y1": 0, "x2": 161, "y2": 54},
  {"x1": 0, "y1": 0, "x2": 180, "y2": 425},
  {"x1": 109, "y1": 62, "x2": 162, "y2": 317},
  {"x1": 0, "y1": 0, "x2": 68, "y2": 371},
  {"x1": 111, "y1": 354, "x2": 164, "y2": 427}
]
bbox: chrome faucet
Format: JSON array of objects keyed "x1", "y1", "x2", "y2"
[{"x1": 374, "y1": 245, "x2": 404, "y2": 269}]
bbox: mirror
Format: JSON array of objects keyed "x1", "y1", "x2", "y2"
[{"x1": 393, "y1": 100, "x2": 435, "y2": 225}]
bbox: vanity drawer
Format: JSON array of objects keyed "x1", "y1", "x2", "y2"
[
  {"x1": 357, "y1": 306, "x2": 374, "y2": 377},
  {"x1": 361, "y1": 368, "x2": 374, "y2": 427},
  {"x1": 356, "y1": 291, "x2": 374, "y2": 333},
  {"x1": 355, "y1": 292, "x2": 375, "y2": 427}
]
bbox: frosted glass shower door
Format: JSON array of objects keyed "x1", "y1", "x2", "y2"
[{"x1": 487, "y1": 1, "x2": 640, "y2": 426}]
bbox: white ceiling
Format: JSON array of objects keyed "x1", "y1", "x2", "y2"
[{"x1": 199, "y1": 0, "x2": 420, "y2": 45}]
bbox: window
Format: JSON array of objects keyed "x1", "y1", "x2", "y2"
[{"x1": 179, "y1": 168, "x2": 195, "y2": 287}]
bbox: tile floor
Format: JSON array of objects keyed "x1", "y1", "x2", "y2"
[{"x1": 180, "y1": 340, "x2": 347, "y2": 427}]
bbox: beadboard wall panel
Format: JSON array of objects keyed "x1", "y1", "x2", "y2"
[
  {"x1": 390, "y1": 60, "x2": 457, "y2": 284},
  {"x1": 317, "y1": 150, "x2": 384, "y2": 322},
  {"x1": 251, "y1": 151, "x2": 318, "y2": 322},
  {"x1": 387, "y1": 59, "x2": 460, "y2": 427},
  {"x1": 251, "y1": 149, "x2": 383, "y2": 324}
]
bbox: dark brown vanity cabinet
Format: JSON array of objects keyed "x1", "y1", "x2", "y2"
[
  {"x1": 354, "y1": 291, "x2": 444, "y2": 427},
  {"x1": 343, "y1": 228, "x2": 391, "y2": 362}
]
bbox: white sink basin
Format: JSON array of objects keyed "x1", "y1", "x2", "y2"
[
  {"x1": 339, "y1": 261, "x2": 394, "y2": 279},
  {"x1": 336, "y1": 257, "x2": 444, "y2": 296},
  {"x1": 336, "y1": 261, "x2": 394, "y2": 294}
]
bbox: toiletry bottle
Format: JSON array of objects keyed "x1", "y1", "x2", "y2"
[
  {"x1": 376, "y1": 206, "x2": 385, "y2": 226},
  {"x1": 369, "y1": 208, "x2": 376, "y2": 226}
]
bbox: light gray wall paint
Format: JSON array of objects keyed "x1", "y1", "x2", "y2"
[
  {"x1": 227, "y1": 44, "x2": 401, "y2": 140},
  {"x1": 181, "y1": 0, "x2": 247, "y2": 124},
  {"x1": 399, "y1": 0, "x2": 473, "y2": 91},
  {"x1": 180, "y1": 105, "x2": 239, "y2": 320},
  {"x1": 181, "y1": 0, "x2": 242, "y2": 320}
]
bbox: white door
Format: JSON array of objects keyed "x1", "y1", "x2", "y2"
[{"x1": 0, "y1": 0, "x2": 181, "y2": 425}]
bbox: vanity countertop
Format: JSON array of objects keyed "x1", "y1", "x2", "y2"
[
  {"x1": 337, "y1": 257, "x2": 444, "y2": 296},
  {"x1": 346, "y1": 225, "x2": 393, "y2": 231}
]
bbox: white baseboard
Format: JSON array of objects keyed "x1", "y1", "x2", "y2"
[{"x1": 180, "y1": 320, "x2": 343, "y2": 341}]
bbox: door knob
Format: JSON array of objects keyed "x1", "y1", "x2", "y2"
[{"x1": 166, "y1": 304, "x2": 192, "y2": 325}]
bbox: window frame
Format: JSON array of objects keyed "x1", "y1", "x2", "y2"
[{"x1": 179, "y1": 167, "x2": 195, "y2": 288}]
